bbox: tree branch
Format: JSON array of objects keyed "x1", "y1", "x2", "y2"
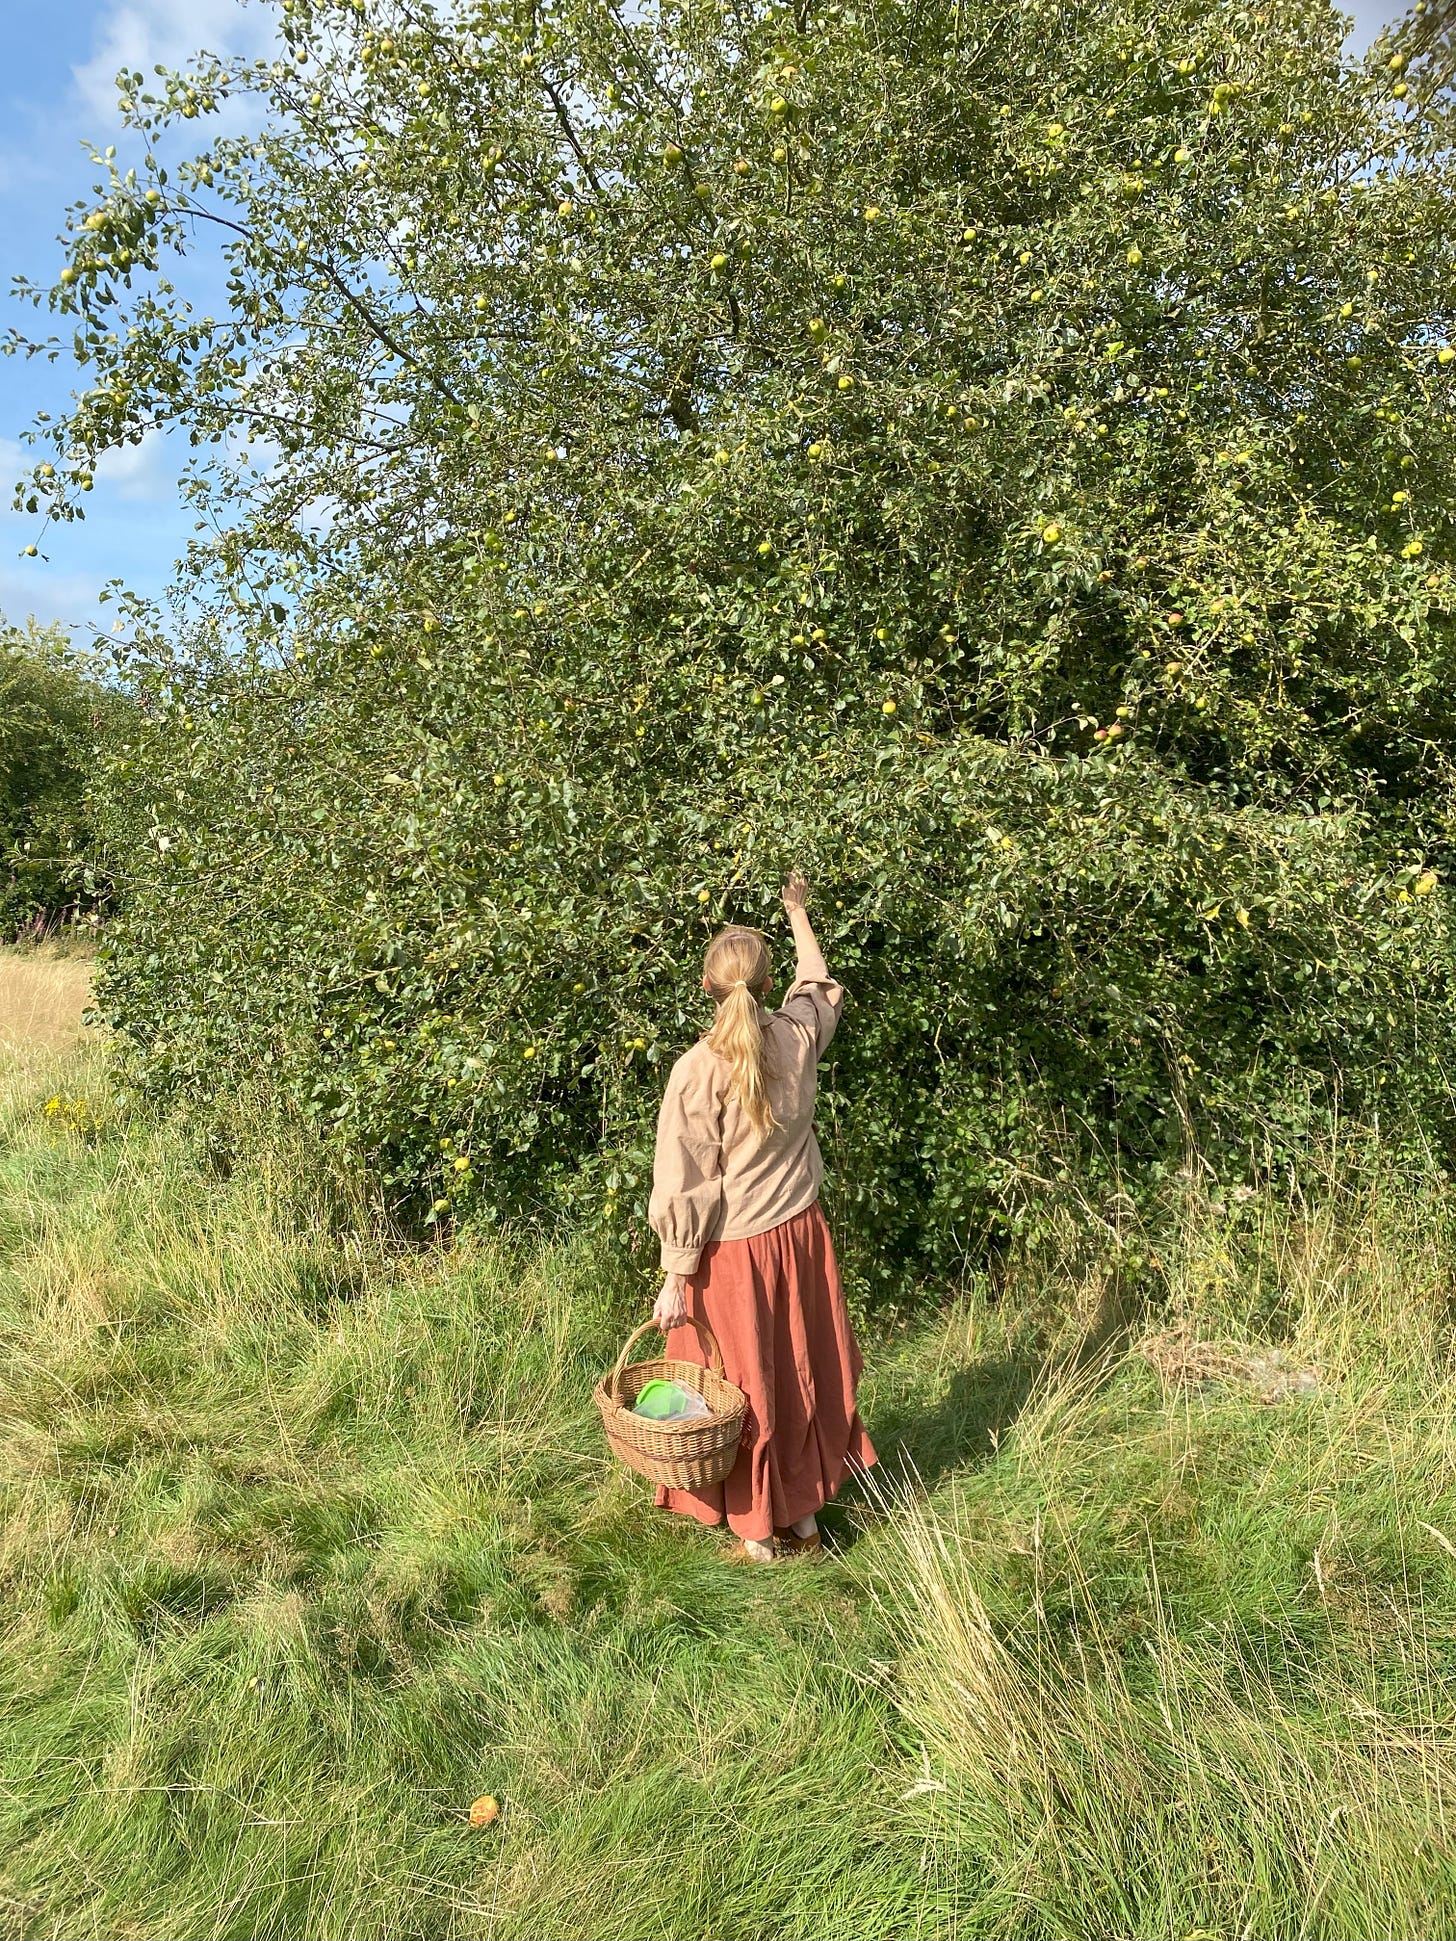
[{"x1": 184, "y1": 205, "x2": 465, "y2": 410}]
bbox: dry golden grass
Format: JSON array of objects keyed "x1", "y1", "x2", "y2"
[{"x1": 0, "y1": 945, "x2": 93, "y2": 1051}]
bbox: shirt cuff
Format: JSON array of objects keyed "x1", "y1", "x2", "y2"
[{"x1": 659, "y1": 1242, "x2": 702, "y2": 1276}]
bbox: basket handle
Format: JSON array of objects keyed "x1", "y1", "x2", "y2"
[{"x1": 610, "y1": 1315, "x2": 725, "y2": 1399}]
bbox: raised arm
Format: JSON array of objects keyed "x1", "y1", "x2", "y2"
[
  {"x1": 783, "y1": 869, "x2": 829, "y2": 983},
  {"x1": 778, "y1": 870, "x2": 843, "y2": 1056}
]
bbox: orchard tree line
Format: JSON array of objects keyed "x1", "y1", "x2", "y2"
[
  {"x1": 9, "y1": 0, "x2": 1456, "y2": 1289},
  {"x1": 0, "y1": 618, "x2": 118, "y2": 935}
]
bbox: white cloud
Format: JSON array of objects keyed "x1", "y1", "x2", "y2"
[
  {"x1": 0, "y1": 563, "x2": 109, "y2": 636},
  {"x1": 0, "y1": 432, "x2": 180, "y2": 634},
  {"x1": 0, "y1": 455, "x2": 107, "y2": 633},
  {"x1": 0, "y1": 146, "x2": 57, "y2": 199},
  {"x1": 0, "y1": 0, "x2": 274, "y2": 212},
  {"x1": 94, "y1": 425, "x2": 175, "y2": 503},
  {"x1": 73, "y1": 0, "x2": 276, "y2": 126},
  {"x1": 2, "y1": 429, "x2": 174, "y2": 510}
]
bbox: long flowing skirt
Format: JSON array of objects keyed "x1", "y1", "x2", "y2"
[{"x1": 656, "y1": 1201, "x2": 877, "y2": 1543}]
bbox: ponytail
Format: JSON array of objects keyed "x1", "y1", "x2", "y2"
[{"x1": 702, "y1": 928, "x2": 776, "y2": 1139}]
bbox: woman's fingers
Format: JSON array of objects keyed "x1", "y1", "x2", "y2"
[{"x1": 653, "y1": 1280, "x2": 689, "y2": 1330}]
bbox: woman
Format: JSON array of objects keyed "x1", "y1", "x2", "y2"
[{"x1": 647, "y1": 871, "x2": 877, "y2": 1562}]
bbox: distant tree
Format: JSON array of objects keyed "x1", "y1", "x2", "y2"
[{"x1": 0, "y1": 618, "x2": 120, "y2": 934}]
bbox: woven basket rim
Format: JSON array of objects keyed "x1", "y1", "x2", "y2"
[
  {"x1": 594, "y1": 1365, "x2": 745, "y2": 1428},
  {"x1": 601, "y1": 1349, "x2": 743, "y2": 1407}
]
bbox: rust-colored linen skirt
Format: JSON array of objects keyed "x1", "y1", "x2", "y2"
[{"x1": 656, "y1": 1201, "x2": 877, "y2": 1542}]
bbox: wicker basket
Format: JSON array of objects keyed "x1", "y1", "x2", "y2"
[{"x1": 594, "y1": 1317, "x2": 747, "y2": 1490}]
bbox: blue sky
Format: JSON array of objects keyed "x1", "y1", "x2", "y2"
[
  {"x1": 1, "y1": 0, "x2": 278, "y2": 641},
  {"x1": 1, "y1": 0, "x2": 1404, "y2": 642}
]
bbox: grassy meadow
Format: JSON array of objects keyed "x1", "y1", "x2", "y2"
[{"x1": 2, "y1": 948, "x2": 1456, "y2": 1937}]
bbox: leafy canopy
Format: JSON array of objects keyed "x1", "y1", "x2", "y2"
[
  {"x1": 12, "y1": 0, "x2": 1456, "y2": 1287},
  {"x1": 0, "y1": 618, "x2": 119, "y2": 933}
]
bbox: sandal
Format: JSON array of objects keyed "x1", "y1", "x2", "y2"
[
  {"x1": 773, "y1": 1529, "x2": 824, "y2": 1557},
  {"x1": 723, "y1": 1538, "x2": 778, "y2": 1565}
]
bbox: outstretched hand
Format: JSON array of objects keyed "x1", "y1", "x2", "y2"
[{"x1": 782, "y1": 870, "x2": 809, "y2": 915}]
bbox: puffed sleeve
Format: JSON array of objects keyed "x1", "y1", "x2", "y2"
[
  {"x1": 647, "y1": 1049, "x2": 725, "y2": 1275},
  {"x1": 775, "y1": 939, "x2": 845, "y2": 1059}
]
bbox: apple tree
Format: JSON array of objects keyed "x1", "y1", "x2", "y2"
[{"x1": 11, "y1": 0, "x2": 1456, "y2": 1289}]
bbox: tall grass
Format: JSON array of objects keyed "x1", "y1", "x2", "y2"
[
  {"x1": 0, "y1": 942, "x2": 90, "y2": 1054},
  {"x1": 3, "y1": 953, "x2": 1456, "y2": 1937},
  {"x1": 881, "y1": 1152, "x2": 1456, "y2": 1937}
]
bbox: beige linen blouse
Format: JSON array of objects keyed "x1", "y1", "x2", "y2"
[{"x1": 647, "y1": 942, "x2": 844, "y2": 1275}]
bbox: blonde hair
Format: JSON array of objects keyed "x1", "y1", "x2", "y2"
[{"x1": 703, "y1": 926, "x2": 776, "y2": 1139}]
